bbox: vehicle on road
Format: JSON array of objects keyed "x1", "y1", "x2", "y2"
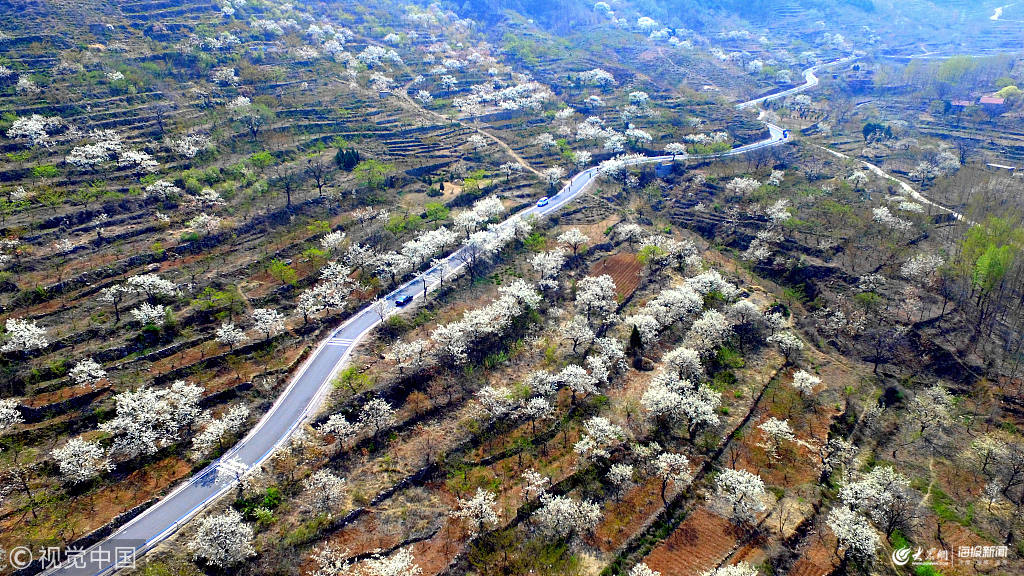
[
  {"x1": 395, "y1": 294, "x2": 414, "y2": 307},
  {"x1": 536, "y1": 196, "x2": 549, "y2": 207}
]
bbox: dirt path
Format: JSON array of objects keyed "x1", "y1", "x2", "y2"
[
  {"x1": 816, "y1": 145, "x2": 971, "y2": 224},
  {"x1": 399, "y1": 80, "x2": 544, "y2": 179}
]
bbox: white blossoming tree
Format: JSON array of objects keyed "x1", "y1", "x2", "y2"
[
  {"x1": 574, "y1": 416, "x2": 624, "y2": 461},
  {"x1": 0, "y1": 398, "x2": 24, "y2": 435},
  {"x1": 189, "y1": 509, "x2": 255, "y2": 569},
  {"x1": 69, "y1": 357, "x2": 107, "y2": 388},
  {"x1": 216, "y1": 322, "x2": 249, "y2": 349},
  {"x1": 575, "y1": 274, "x2": 618, "y2": 327},
  {"x1": 251, "y1": 308, "x2": 285, "y2": 341},
  {"x1": 630, "y1": 563, "x2": 661, "y2": 576},
  {"x1": 358, "y1": 398, "x2": 396, "y2": 438},
  {"x1": 654, "y1": 452, "x2": 692, "y2": 503},
  {"x1": 450, "y1": 487, "x2": 501, "y2": 537},
  {"x1": 700, "y1": 563, "x2": 759, "y2": 576},
  {"x1": 52, "y1": 437, "x2": 112, "y2": 484},
  {"x1": 532, "y1": 493, "x2": 603, "y2": 539},
  {"x1": 757, "y1": 417, "x2": 796, "y2": 463},
  {"x1": 790, "y1": 369, "x2": 820, "y2": 397},
  {"x1": 558, "y1": 227, "x2": 589, "y2": 258},
  {"x1": 304, "y1": 469, "x2": 347, "y2": 516},
  {"x1": 715, "y1": 468, "x2": 767, "y2": 524},
  {"x1": 839, "y1": 466, "x2": 917, "y2": 535},
  {"x1": 2, "y1": 318, "x2": 48, "y2": 353},
  {"x1": 131, "y1": 303, "x2": 167, "y2": 327},
  {"x1": 826, "y1": 506, "x2": 879, "y2": 564}
]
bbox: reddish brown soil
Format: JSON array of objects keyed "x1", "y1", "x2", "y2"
[
  {"x1": 594, "y1": 478, "x2": 664, "y2": 552},
  {"x1": 590, "y1": 252, "x2": 642, "y2": 300},
  {"x1": 643, "y1": 507, "x2": 739, "y2": 576}
]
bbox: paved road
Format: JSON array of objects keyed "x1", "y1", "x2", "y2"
[{"x1": 42, "y1": 57, "x2": 848, "y2": 576}]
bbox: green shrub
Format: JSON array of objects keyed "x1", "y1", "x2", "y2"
[{"x1": 32, "y1": 164, "x2": 59, "y2": 178}]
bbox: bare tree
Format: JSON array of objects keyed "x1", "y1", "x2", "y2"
[{"x1": 306, "y1": 153, "x2": 331, "y2": 198}]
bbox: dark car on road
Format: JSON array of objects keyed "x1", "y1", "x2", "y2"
[{"x1": 395, "y1": 294, "x2": 414, "y2": 306}]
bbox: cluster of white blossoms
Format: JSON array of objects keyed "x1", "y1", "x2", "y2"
[
  {"x1": 453, "y1": 80, "x2": 552, "y2": 115},
  {"x1": 101, "y1": 380, "x2": 206, "y2": 459},
  {"x1": 2, "y1": 317, "x2": 49, "y2": 353},
  {"x1": 357, "y1": 45, "x2": 402, "y2": 67},
  {"x1": 900, "y1": 252, "x2": 944, "y2": 283},
  {"x1": 6, "y1": 114, "x2": 71, "y2": 147},
  {"x1": 872, "y1": 206, "x2": 913, "y2": 232},
  {"x1": 624, "y1": 283, "x2": 703, "y2": 346},
  {"x1": 579, "y1": 67, "x2": 616, "y2": 88},
  {"x1": 192, "y1": 404, "x2": 250, "y2": 456},
  {"x1": 169, "y1": 132, "x2": 213, "y2": 158},
  {"x1": 684, "y1": 131, "x2": 730, "y2": 146}
]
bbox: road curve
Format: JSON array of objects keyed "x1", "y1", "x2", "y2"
[{"x1": 42, "y1": 57, "x2": 848, "y2": 576}]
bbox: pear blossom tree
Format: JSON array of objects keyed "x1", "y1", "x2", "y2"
[
  {"x1": 192, "y1": 405, "x2": 250, "y2": 457},
  {"x1": 532, "y1": 249, "x2": 568, "y2": 291},
  {"x1": 2, "y1": 318, "x2": 48, "y2": 354},
  {"x1": 51, "y1": 437, "x2": 111, "y2": 484},
  {"x1": 125, "y1": 273, "x2": 177, "y2": 302},
  {"x1": 541, "y1": 166, "x2": 566, "y2": 191},
  {"x1": 216, "y1": 322, "x2": 249, "y2": 349},
  {"x1": 303, "y1": 469, "x2": 346, "y2": 516},
  {"x1": 533, "y1": 493, "x2": 603, "y2": 539},
  {"x1": 69, "y1": 358, "x2": 106, "y2": 388},
  {"x1": 630, "y1": 563, "x2": 661, "y2": 576},
  {"x1": 790, "y1": 369, "x2": 820, "y2": 396},
  {"x1": 574, "y1": 416, "x2": 624, "y2": 461},
  {"x1": 131, "y1": 303, "x2": 166, "y2": 327},
  {"x1": 251, "y1": 308, "x2": 285, "y2": 341},
  {"x1": 500, "y1": 161, "x2": 524, "y2": 181},
  {"x1": 573, "y1": 150, "x2": 593, "y2": 172},
  {"x1": 522, "y1": 468, "x2": 551, "y2": 502},
  {"x1": 607, "y1": 463, "x2": 636, "y2": 495},
  {"x1": 685, "y1": 310, "x2": 733, "y2": 358},
  {"x1": 559, "y1": 364, "x2": 600, "y2": 403},
  {"x1": 358, "y1": 398, "x2": 396, "y2": 438},
  {"x1": 388, "y1": 339, "x2": 428, "y2": 374},
  {"x1": 563, "y1": 316, "x2": 595, "y2": 353},
  {"x1": 101, "y1": 381, "x2": 206, "y2": 459},
  {"x1": 714, "y1": 468, "x2": 767, "y2": 524},
  {"x1": 766, "y1": 331, "x2": 804, "y2": 364},
  {"x1": 654, "y1": 452, "x2": 692, "y2": 503},
  {"x1": 818, "y1": 437, "x2": 856, "y2": 481},
  {"x1": 189, "y1": 509, "x2": 255, "y2": 569},
  {"x1": 557, "y1": 228, "x2": 589, "y2": 258},
  {"x1": 0, "y1": 399, "x2": 24, "y2": 435},
  {"x1": 757, "y1": 417, "x2": 796, "y2": 462},
  {"x1": 665, "y1": 142, "x2": 688, "y2": 159},
  {"x1": 575, "y1": 274, "x2": 618, "y2": 327},
  {"x1": 701, "y1": 563, "x2": 759, "y2": 576},
  {"x1": 318, "y1": 413, "x2": 358, "y2": 444},
  {"x1": 907, "y1": 384, "x2": 954, "y2": 437},
  {"x1": 839, "y1": 466, "x2": 918, "y2": 535},
  {"x1": 641, "y1": 371, "x2": 722, "y2": 440},
  {"x1": 450, "y1": 487, "x2": 501, "y2": 537},
  {"x1": 826, "y1": 506, "x2": 879, "y2": 564},
  {"x1": 355, "y1": 548, "x2": 422, "y2": 576},
  {"x1": 476, "y1": 385, "x2": 516, "y2": 421},
  {"x1": 520, "y1": 396, "x2": 554, "y2": 434}
]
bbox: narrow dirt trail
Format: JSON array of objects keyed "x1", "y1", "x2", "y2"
[
  {"x1": 399, "y1": 80, "x2": 544, "y2": 179},
  {"x1": 816, "y1": 145, "x2": 971, "y2": 224}
]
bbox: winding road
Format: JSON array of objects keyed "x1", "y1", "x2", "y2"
[{"x1": 44, "y1": 57, "x2": 849, "y2": 576}]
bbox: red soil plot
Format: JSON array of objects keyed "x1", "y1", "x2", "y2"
[
  {"x1": 643, "y1": 507, "x2": 740, "y2": 576},
  {"x1": 589, "y1": 252, "x2": 643, "y2": 300}
]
